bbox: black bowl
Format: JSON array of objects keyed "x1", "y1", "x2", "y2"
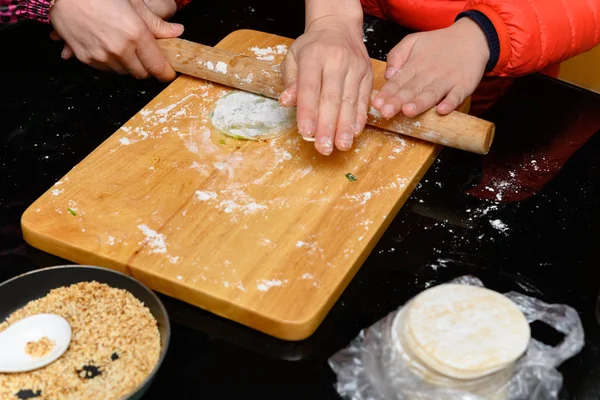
[{"x1": 0, "y1": 265, "x2": 170, "y2": 399}]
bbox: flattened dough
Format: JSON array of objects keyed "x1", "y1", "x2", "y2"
[
  {"x1": 402, "y1": 284, "x2": 530, "y2": 379},
  {"x1": 210, "y1": 91, "x2": 296, "y2": 140}
]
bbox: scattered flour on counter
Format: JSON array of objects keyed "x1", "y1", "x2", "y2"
[
  {"x1": 429, "y1": 258, "x2": 454, "y2": 271},
  {"x1": 490, "y1": 219, "x2": 509, "y2": 233},
  {"x1": 51, "y1": 189, "x2": 63, "y2": 196},
  {"x1": 137, "y1": 224, "x2": 167, "y2": 253},
  {"x1": 206, "y1": 61, "x2": 214, "y2": 70},
  {"x1": 119, "y1": 137, "x2": 131, "y2": 145}
]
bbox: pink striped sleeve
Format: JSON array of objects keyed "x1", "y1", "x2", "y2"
[{"x1": 0, "y1": 0, "x2": 54, "y2": 24}]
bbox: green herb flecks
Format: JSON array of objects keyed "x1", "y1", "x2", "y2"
[
  {"x1": 67, "y1": 208, "x2": 77, "y2": 216},
  {"x1": 219, "y1": 139, "x2": 226, "y2": 145},
  {"x1": 345, "y1": 173, "x2": 357, "y2": 182}
]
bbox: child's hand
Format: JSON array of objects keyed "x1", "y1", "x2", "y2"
[
  {"x1": 280, "y1": 15, "x2": 372, "y2": 155},
  {"x1": 372, "y1": 17, "x2": 490, "y2": 119},
  {"x1": 49, "y1": 0, "x2": 183, "y2": 81}
]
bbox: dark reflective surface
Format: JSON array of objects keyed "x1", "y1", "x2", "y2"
[{"x1": 1, "y1": 1, "x2": 600, "y2": 398}]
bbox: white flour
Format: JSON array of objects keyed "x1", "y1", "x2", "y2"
[
  {"x1": 250, "y1": 45, "x2": 288, "y2": 61},
  {"x1": 489, "y1": 219, "x2": 509, "y2": 233},
  {"x1": 215, "y1": 61, "x2": 228, "y2": 74},
  {"x1": 210, "y1": 91, "x2": 296, "y2": 140},
  {"x1": 137, "y1": 224, "x2": 167, "y2": 254},
  {"x1": 257, "y1": 279, "x2": 287, "y2": 292}
]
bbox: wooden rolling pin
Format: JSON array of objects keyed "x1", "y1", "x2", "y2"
[{"x1": 157, "y1": 38, "x2": 495, "y2": 155}]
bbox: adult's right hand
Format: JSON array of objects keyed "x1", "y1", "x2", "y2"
[{"x1": 49, "y1": 0, "x2": 184, "y2": 81}]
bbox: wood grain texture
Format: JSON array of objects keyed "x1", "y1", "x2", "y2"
[
  {"x1": 21, "y1": 30, "x2": 470, "y2": 341},
  {"x1": 158, "y1": 38, "x2": 494, "y2": 154}
]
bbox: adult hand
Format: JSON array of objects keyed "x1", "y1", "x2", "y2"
[
  {"x1": 372, "y1": 17, "x2": 490, "y2": 119},
  {"x1": 144, "y1": 0, "x2": 177, "y2": 20},
  {"x1": 280, "y1": 14, "x2": 372, "y2": 155},
  {"x1": 49, "y1": 0, "x2": 183, "y2": 81}
]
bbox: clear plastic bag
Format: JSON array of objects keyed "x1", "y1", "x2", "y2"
[{"x1": 328, "y1": 275, "x2": 585, "y2": 400}]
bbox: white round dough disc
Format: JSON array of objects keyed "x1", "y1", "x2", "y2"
[
  {"x1": 404, "y1": 284, "x2": 530, "y2": 379},
  {"x1": 210, "y1": 91, "x2": 296, "y2": 140}
]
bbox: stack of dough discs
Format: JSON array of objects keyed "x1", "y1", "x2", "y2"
[
  {"x1": 404, "y1": 284, "x2": 530, "y2": 379},
  {"x1": 391, "y1": 284, "x2": 530, "y2": 398},
  {"x1": 209, "y1": 91, "x2": 297, "y2": 140}
]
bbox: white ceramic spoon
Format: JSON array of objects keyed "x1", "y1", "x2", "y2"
[{"x1": 0, "y1": 314, "x2": 71, "y2": 373}]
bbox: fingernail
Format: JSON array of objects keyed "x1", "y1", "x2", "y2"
[
  {"x1": 404, "y1": 103, "x2": 416, "y2": 114},
  {"x1": 385, "y1": 67, "x2": 398, "y2": 79},
  {"x1": 373, "y1": 98, "x2": 384, "y2": 108},
  {"x1": 438, "y1": 104, "x2": 451, "y2": 114},
  {"x1": 338, "y1": 132, "x2": 353, "y2": 150},
  {"x1": 172, "y1": 23, "x2": 184, "y2": 34},
  {"x1": 318, "y1": 136, "x2": 334, "y2": 155},
  {"x1": 382, "y1": 104, "x2": 395, "y2": 118},
  {"x1": 61, "y1": 48, "x2": 68, "y2": 59},
  {"x1": 279, "y1": 91, "x2": 291, "y2": 106},
  {"x1": 298, "y1": 120, "x2": 315, "y2": 137},
  {"x1": 354, "y1": 122, "x2": 364, "y2": 136}
]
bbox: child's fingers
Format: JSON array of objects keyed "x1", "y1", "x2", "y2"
[
  {"x1": 334, "y1": 70, "x2": 362, "y2": 151},
  {"x1": 296, "y1": 55, "x2": 322, "y2": 139},
  {"x1": 437, "y1": 85, "x2": 468, "y2": 115},
  {"x1": 385, "y1": 34, "x2": 417, "y2": 80},
  {"x1": 402, "y1": 78, "x2": 452, "y2": 117},
  {"x1": 372, "y1": 66, "x2": 416, "y2": 110},
  {"x1": 355, "y1": 72, "x2": 373, "y2": 136},
  {"x1": 381, "y1": 76, "x2": 432, "y2": 118},
  {"x1": 314, "y1": 63, "x2": 348, "y2": 155},
  {"x1": 379, "y1": 70, "x2": 432, "y2": 119}
]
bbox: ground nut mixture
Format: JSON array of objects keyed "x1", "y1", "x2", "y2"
[
  {"x1": 0, "y1": 281, "x2": 161, "y2": 400},
  {"x1": 24, "y1": 337, "x2": 55, "y2": 358}
]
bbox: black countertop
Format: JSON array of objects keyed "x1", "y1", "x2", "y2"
[{"x1": 1, "y1": 1, "x2": 600, "y2": 399}]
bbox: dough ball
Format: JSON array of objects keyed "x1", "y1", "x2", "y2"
[{"x1": 209, "y1": 91, "x2": 296, "y2": 140}]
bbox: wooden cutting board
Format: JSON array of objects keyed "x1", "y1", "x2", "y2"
[{"x1": 21, "y1": 29, "x2": 469, "y2": 341}]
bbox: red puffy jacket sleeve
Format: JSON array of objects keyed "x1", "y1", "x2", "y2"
[
  {"x1": 466, "y1": 0, "x2": 600, "y2": 76},
  {"x1": 361, "y1": 0, "x2": 600, "y2": 77}
]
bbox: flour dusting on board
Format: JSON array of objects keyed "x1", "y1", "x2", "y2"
[
  {"x1": 249, "y1": 44, "x2": 288, "y2": 61},
  {"x1": 257, "y1": 278, "x2": 288, "y2": 292},
  {"x1": 91, "y1": 69, "x2": 420, "y2": 293},
  {"x1": 137, "y1": 224, "x2": 167, "y2": 254}
]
